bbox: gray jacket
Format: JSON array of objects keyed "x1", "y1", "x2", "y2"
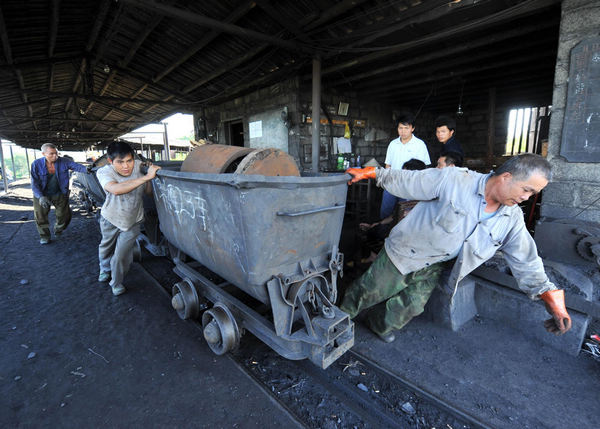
[{"x1": 377, "y1": 166, "x2": 556, "y2": 299}]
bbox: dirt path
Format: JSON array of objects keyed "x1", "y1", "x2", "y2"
[{"x1": 0, "y1": 181, "x2": 298, "y2": 428}]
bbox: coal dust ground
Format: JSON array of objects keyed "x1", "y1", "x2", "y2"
[{"x1": 2, "y1": 179, "x2": 598, "y2": 428}]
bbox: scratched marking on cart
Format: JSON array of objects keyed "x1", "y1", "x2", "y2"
[{"x1": 155, "y1": 180, "x2": 208, "y2": 231}]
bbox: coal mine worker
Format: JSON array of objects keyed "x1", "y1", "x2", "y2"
[
  {"x1": 96, "y1": 141, "x2": 160, "y2": 296},
  {"x1": 30, "y1": 143, "x2": 89, "y2": 245},
  {"x1": 340, "y1": 153, "x2": 572, "y2": 343}
]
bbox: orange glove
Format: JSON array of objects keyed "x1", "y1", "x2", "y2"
[
  {"x1": 346, "y1": 166, "x2": 376, "y2": 185},
  {"x1": 540, "y1": 290, "x2": 572, "y2": 335}
]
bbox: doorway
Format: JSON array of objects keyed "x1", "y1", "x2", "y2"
[{"x1": 227, "y1": 120, "x2": 245, "y2": 147}]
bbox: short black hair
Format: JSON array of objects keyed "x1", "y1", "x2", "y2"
[
  {"x1": 402, "y1": 158, "x2": 427, "y2": 170},
  {"x1": 435, "y1": 115, "x2": 456, "y2": 132},
  {"x1": 396, "y1": 112, "x2": 415, "y2": 128},
  {"x1": 442, "y1": 151, "x2": 463, "y2": 167},
  {"x1": 106, "y1": 141, "x2": 135, "y2": 160}
]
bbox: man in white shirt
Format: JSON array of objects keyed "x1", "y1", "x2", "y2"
[
  {"x1": 380, "y1": 112, "x2": 431, "y2": 219},
  {"x1": 96, "y1": 141, "x2": 160, "y2": 296}
]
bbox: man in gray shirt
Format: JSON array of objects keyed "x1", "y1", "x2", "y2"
[
  {"x1": 341, "y1": 153, "x2": 571, "y2": 343},
  {"x1": 96, "y1": 141, "x2": 160, "y2": 296}
]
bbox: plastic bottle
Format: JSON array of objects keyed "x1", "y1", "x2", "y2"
[{"x1": 356, "y1": 155, "x2": 361, "y2": 167}]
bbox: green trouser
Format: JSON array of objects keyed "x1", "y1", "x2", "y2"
[
  {"x1": 340, "y1": 248, "x2": 444, "y2": 336},
  {"x1": 33, "y1": 193, "x2": 71, "y2": 240}
]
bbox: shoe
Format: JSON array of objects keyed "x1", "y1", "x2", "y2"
[
  {"x1": 39, "y1": 238, "x2": 50, "y2": 245},
  {"x1": 377, "y1": 331, "x2": 395, "y2": 343},
  {"x1": 111, "y1": 284, "x2": 126, "y2": 296},
  {"x1": 98, "y1": 271, "x2": 111, "y2": 282}
]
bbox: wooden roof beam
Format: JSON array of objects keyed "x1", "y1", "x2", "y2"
[
  {"x1": 48, "y1": 0, "x2": 60, "y2": 58},
  {"x1": 332, "y1": 21, "x2": 557, "y2": 85},
  {"x1": 19, "y1": 90, "x2": 191, "y2": 107},
  {"x1": 65, "y1": 0, "x2": 115, "y2": 113},
  {"x1": 362, "y1": 52, "x2": 556, "y2": 96},
  {"x1": 119, "y1": 0, "x2": 307, "y2": 52},
  {"x1": 152, "y1": 0, "x2": 256, "y2": 83},
  {"x1": 3, "y1": 115, "x2": 149, "y2": 128},
  {"x1": 255, "y1": 0, "x2": 312, "y2": 43},
  {"x1": 351, "y1": 35, "x2": 556, "y2": 91},
  {"x1": 0, "y1": 128, "x2": 125, "y2": 135},
  {"x1": 321, "y1": 0, "x2": 560, "y2": 77},
  {"x1": 0, "y1": 5, "x2": 37, "y2": 129},
  {"x1": 84, "y1": 14, "x2": 163, "y2": 115}
]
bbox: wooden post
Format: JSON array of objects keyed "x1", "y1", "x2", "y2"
[{"x1": 486, "y1": 87, "x2": 496, "y2": 167}]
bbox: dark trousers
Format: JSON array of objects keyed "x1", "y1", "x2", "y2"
[{"x1": 33, "y1": 193, "x2": 71, "y2": 240}]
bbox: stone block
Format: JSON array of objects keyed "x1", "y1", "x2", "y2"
[
  {"x1": 474, "y1": 279, "x2": 589, "y2": 356},
  {"x1": 425, "y1": 275, "x2": 590, "y2": 356},
  {"x1": 424, "y1": 278, "x2": 478, "y2": 331},
  {"x1": 541, "y1": 181, "x2": 579, "y2": 207}
]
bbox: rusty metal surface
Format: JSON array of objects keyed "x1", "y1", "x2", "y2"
[
  {"x1": 235, "y1": 148, "x2": 300, "y2": 177},
  {"x1": 180, "y1": 144, "x2": 253, "y2": 173},
  {"x1": 152, "y1": 170, "x2": 348, "y2": 303}
]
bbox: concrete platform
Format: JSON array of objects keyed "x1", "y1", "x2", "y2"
[{"x1": 0, "y1": 181, "x2": 299, "y2": 428}]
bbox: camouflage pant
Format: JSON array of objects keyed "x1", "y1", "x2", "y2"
[{"x1": 340, "y1": 249, "x2": 444, "y2": 336}]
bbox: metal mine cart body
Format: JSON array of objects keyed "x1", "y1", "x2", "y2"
[{"x1": 152, "y1": 169, "x2": 354, "y2": 368}]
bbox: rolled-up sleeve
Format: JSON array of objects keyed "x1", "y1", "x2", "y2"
[{"x1": 500, "y1": 220, "x2": 556, "y2": 298}]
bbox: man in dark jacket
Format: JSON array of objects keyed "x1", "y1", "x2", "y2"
[
  {"x1": 435, "y1": 116, "x2": 464, "y2": 158},
  {"x1": 30, "y1": 143, "x2": 87, "y2": 244}
]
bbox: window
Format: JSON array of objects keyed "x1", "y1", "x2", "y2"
[{"x1": 505, "y1": 106, "x2": 551, "y2": 155}]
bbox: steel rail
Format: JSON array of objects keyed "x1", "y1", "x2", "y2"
[
  {"x1": 348, "y1": 350, "x2": 493, "y2": 429},
  {"x1": 135, "y1": 259, "x2": 307, "y2": 429}
]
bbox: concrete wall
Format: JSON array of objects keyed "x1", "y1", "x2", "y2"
[
  {"x1": 543, "y1": 0, "x2": 600, "y2": 223},
  {"x1": 196, "y1": 79, "x2": 395, "y2": 171},
  {"x1": 195, "y1": 80, "x2": 547, "y2": 175}
]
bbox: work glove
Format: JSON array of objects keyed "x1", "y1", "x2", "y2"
[
  {"x1": 540, "y1": 289, "x2": 572, "y2": 335},
  {"x1": 86, "y1": 165, "x2": 94, "y2": 173},
  {"x1": 346, "y1": 166, "x2": 376, "y2": 185},
  {"x1": 38, "y1": 196, "x2": 51, "y2": 210}
]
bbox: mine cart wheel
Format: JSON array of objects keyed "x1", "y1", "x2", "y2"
[
  {"x1": 201, "y1": 303, "x2": 240, "y2": 355},
  {"x1": 132, "y1": 239, "x2": 142, "y2": 262},
  {"x1": 171, "y1": 278, "x2": 200, "y2": 320}
]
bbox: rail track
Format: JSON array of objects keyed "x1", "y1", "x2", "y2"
[{"x1": 139, "y1": 253, "x2": 491, "y2": 429}]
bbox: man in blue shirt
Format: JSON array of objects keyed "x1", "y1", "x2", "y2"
[{"x1": 30, "y1": 143, "x2": 87, "y2": 244}]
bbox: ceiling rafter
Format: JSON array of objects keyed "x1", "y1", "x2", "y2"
[
  {"x1": 321, "y1": 0, "x2": 560, "y2": 77},
  {"x1": 119, "y1": 0, "x2": 308, "y2": 52},
  {"x1": 48, "y1": 0, "x2": 60, "y2": 58},
  {"x1": 153, "y1": 0, "x2": 256, "y2": 83},
  {"x1": 335, "y1": 21, "x2": 556, "y2": 86},
  {"x1": 64, "y1": 0, "x2": 115, "y2": 114}
]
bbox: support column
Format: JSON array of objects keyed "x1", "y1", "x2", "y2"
[
  {"x1": 0, "y1": 139, "x2": 9, "y2": 193},
  {"x1": 311, "y1": 56, "x2": 321, "y2": 173},
  {"x1": 486, "y1": 87, "x2": 496, "y2": 166},
  {"x1": 25, "y1": 148, "x2": 30, "y2": 178},
  {"x1": 162, "y1": 122, "x2": 170, "y2": 161},
  {"x1": 9, "y1": 145, "x2": 16, "y2": 180}
]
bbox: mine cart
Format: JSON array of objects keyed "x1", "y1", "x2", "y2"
[{"x1": 152, "y1": 149, "x2": 354, "y2": 368}]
